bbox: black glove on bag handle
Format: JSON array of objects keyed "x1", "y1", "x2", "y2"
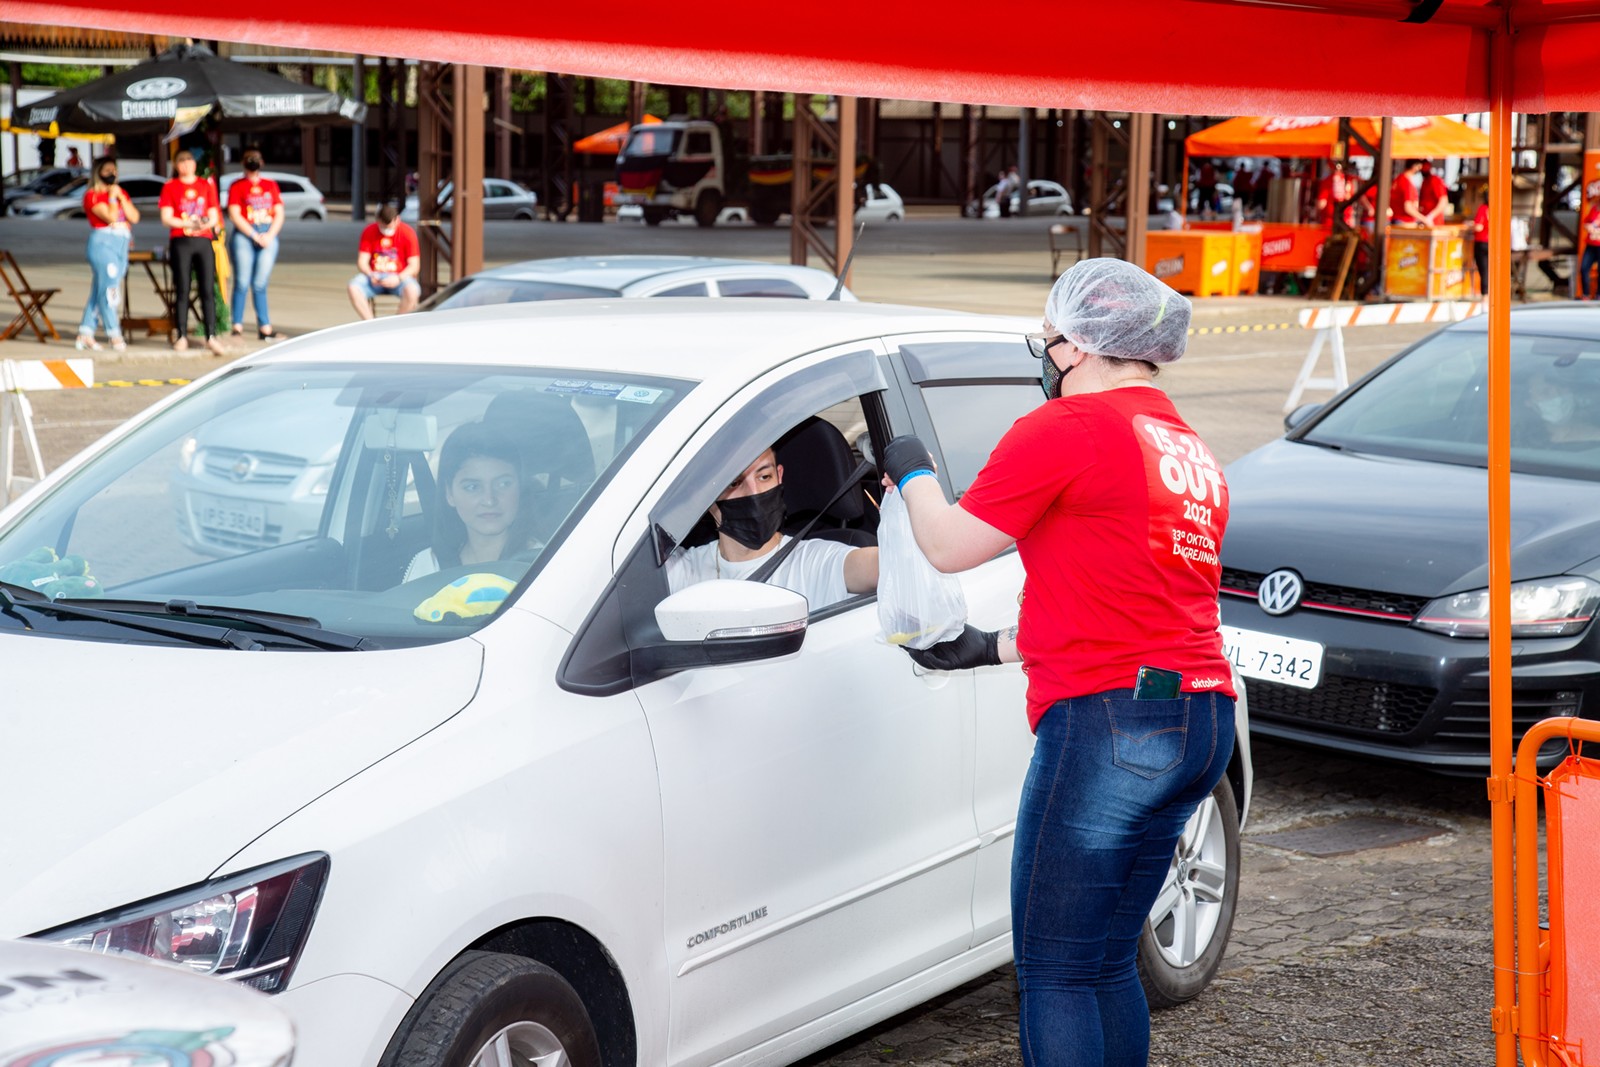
[
  {"x1": 904, "y1": 624, "x2": 1001, "y2": 671},
  {"x1": 883, "y1": 435, "x2": 936, "y2": 489}
]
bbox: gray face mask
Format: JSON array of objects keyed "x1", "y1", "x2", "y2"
[{"x1": 1040, "y1": 350, "x2": 1070, "y2": 400}]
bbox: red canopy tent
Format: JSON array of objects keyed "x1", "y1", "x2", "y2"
[{"x1": 7, "y1": 2, "x2": 1598, "y2": 1065}]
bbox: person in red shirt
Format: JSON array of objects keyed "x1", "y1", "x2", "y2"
[
  {"x1": 76, "y1": 155, "x2": 140, "y2": 353},
  {"x1": 1580, "y1": 201, "x2": 1600, "y2": 299},
  {"x1": 1390, "y1": 158, "x2": 1428, "y2": 226},
  {"x1": 158, "y1": 149, "x2": 226, "y2": 355},
  {"x1": 1472, "y1": 195, "x2": 1491, "y2": 297},
  {"x1": 226, "y1": 146, "x2": 286, "y2": 341},
  {"x1": 347, "y1": 203, "x2": 421, "y2": 318},
  {"x1": 882, "y1": 258, "x2": 1234, "y2": 1067},
  {"x1": 1315, "y1": 161, "x2": 1357, "y2": 227},
  {"x1": 1418, "y1": 161, "x2": 1452, "y2": 225}
]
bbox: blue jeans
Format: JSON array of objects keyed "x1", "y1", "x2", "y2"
[
  {"x1": 230, "y1": 231, "x2": 279, "y2": 327},
  {"x1": 1580, "y1": 245, "x2": 1600, "y2": 300},
  {"x1": 1012, "y1": 688, "x2": 1235, "y2": 1067},
  {"x1": 79, "y1": 228, "x2": 129, "y2": 340}
]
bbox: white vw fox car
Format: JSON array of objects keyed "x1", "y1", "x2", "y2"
[{"x1": 0, "y1": 301, "x2": 1250, "y2": 1067}]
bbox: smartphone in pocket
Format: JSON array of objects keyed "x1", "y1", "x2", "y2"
[{"x1": 1133, "y1": 665, "x2": 1183, "y2": 700}]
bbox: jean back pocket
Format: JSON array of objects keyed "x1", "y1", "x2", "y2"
[{"x1": 1104, "y1": 696, "x2": 1189, "y2": 779}]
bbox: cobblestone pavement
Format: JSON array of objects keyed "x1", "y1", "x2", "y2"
[{"x1": 803, "y1": 739, "x2": 1495, "y2": 1067}]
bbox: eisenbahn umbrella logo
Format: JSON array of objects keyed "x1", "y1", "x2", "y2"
[
  {"x1": 126, "y1": 77, "x2": 187, "y2": 100},
  {"x1": 1258, "y1": 569, "x2": 1304, "y2": 616}
]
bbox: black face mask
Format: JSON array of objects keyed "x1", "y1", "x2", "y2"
[
  {"x1": 714, "y1": 485, "x2": 786, "y2": 551},
  {"x1": 99, "y1": 172, "x2": 117, "y2": 185},
  {"x1": 244, "y1": 159, "x2": 262, "y2": 173},
  {"x1": 1040, "y1": 350, "x2": 1071, "y2": 400}
]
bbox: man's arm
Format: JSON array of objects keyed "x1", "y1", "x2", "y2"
[
  {"x1": 843, "y1": 546, "x2": 878, "y2": 594},
  {"x1": 357, "y1": 251, "x2": 374, "y2": 277}
]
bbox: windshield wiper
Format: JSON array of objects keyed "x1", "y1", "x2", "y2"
[
  {"x1": 0, "y1": 582, "x2": 266, "y2": 650},
  {"x1": 56, "y1": 596, "x2": 378, "y2": 651}
]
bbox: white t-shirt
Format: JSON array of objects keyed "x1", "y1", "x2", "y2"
[
  {"x1": 665, "y1": 535, "x2": 855, "y2": 611},
  {"x1": 404, "y1": 548, "x2": 440, "y2": 584}
]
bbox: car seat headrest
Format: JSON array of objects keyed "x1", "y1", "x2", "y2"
[{"x1": 775, "y1": 417, "x2": 864, "y2": 522}]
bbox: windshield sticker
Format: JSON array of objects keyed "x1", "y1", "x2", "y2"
[{"x1": 543, "y1": 380, "x2": 664, "y2": 403}]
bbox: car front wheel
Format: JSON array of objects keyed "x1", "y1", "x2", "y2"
[
  {"x1": 379, "y1": 951, "x2": 602, "y2": 1067},
  {"x1": 1138, "y1": 777, "x2": 1240, "y2": 1008}
]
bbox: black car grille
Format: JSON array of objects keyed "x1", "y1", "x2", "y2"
[
  {"x1": 1432, "y1": 689, "x2": 1584, "y2": 757},
  {"x1": 1221, "y1": 567, "x2": 1429, "y2": 622},
  {"x1": 1248, "y1": 674, "x2": 1437, "y2": 736}
]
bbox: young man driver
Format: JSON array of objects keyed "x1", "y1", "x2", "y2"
[{"x1": 665, "y1": 447, "x2": 878, "y2": 611}]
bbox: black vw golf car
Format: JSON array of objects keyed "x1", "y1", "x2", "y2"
[{"x1": 1221, "y1": 304, "x2": 1600, "y2": 773}]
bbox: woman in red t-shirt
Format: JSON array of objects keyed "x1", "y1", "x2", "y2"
[
  {"x1": 1580, "y1": 202, "x2": 1600, "y2": 300},
  {"x1": 76, "y1": 156, "x2": 139, "y2": 352},
  {"x1": 883, "y1": 258, "x2": 1235, "y2": 1067},
  {"x1": 1472, "y1": 196, "x2": 1491, "y2": 298},
  {"x1": 158, "y1": 149, "x2": 225, "y2": 355}
]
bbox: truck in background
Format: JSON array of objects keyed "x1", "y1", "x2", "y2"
[{"x1": 614, "y1": 118, "x2": 868, "y2": 227}]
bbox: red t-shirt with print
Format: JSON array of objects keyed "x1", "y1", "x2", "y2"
[
  {"x1": 1390, "y1": 172, "x2": 1420, "y2": 220},
  {"x1": 227, "y1": 176, "x2": 282, "y2": 233},
  {"x1": 83, "y1": 188, "x2": 128, "y2": 230},
  {"x1": 959, "y1": 387, "x2": 1235, "y2": 731},
  {"x1": 159, "y1": 177, "x2": 220, "y2": 239},
  {"x1": 358, "y1": 221, "x2": 420, "y2": 277}
]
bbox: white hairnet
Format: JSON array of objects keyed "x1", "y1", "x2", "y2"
[{"x1": 1044, "y1": 258, "x2": 1192, "y2": 364}]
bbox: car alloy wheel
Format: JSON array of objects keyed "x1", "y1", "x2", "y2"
[
  {"x1": 470, "y1": 1020, "x2": 569, "y2": 1067},
  {"x1": 1137, "y1": 778, "x2": 1241, "y2": 1008}
]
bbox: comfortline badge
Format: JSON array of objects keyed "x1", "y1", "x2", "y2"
[{"x1": 1258, "y1": 569, "x2": 1305, "y2": 616}]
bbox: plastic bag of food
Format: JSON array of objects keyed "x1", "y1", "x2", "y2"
[{"x1": 876, "y1": 488, "x2": 968, "y2": 649}]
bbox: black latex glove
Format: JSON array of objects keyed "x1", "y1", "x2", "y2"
[
  {"x1": 905, "y1": 624, "x2": 1001, "y2": 671},
  {"x1": 883, "y1": 434, "x2": 936, "y2": 487}
]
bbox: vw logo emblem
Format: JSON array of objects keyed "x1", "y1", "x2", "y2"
[
  {"x1": 1258, "y1": 569, "x2": 1304, "y2": 616},
  {"x1": 127, "y1": 77, "x2": 187, "y2": 101}
]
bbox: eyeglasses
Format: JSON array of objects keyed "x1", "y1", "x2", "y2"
[{"x1": 1026, "y1": 332, "x2": 1069, "y2": 361}]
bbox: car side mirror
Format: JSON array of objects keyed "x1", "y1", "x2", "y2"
[
  {"x1": 634, "y1": 580, "x2": 808, "y2": 681},
  {"x1": 1283, "y1": 402, "x2": 1323, "y2": 432}
]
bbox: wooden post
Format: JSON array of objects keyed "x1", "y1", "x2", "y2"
[
  {"x1": 451, "y1": 65, "x2": 485, "y2": 282},
  {"x1": 1125, "y1": 112, "x2": 1153, "y2": 269},
  {"x1": 836, "y1": 96, "x2": 857, "y2": 289},
  {"x1": 1372, "y1": 117, "x2": 1395, "y2": 298},
  {"x1": 1088, "y1": 113, "x2": 1107, "y2": 258},
  {"x1": 495, "y1": 69, "x2": 512, "y2": 181}
]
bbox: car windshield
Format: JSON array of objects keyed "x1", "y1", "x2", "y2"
[
  {"x1": 1301, "y1": 328, "x2": 1600, "y2": 481},
  {"x1": 0, "y1": 363, "x2": 687, "y2": 648},
  {"x1": 419, "y1": 278, "x2": 622, "y2": 310},
  {"x1": 622, "y1": 128, "x2": 678, "y2": 157}
]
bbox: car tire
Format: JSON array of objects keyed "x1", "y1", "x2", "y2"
[
  {"x1": 643, "y1": 207, "x2": 668, "y2": 227},
  {"x1": 379, "y1": 951, "x2": 602, "y2": 1067},
  {"x1": 886, "y1": 212, "x2": 902, "y2": 221},
  {"x1": 301, "y1": 210, "x2": 321, "y2": 220},
  {"x1": 749, "y1": 202, "x2": 780, "y2": 226},
  {"x1": 1138, "y1": 777, "x2": 1240, "y2": 1009},
  {"x1": 694, "y1": 189, "x2": 723, "y2": 228}
]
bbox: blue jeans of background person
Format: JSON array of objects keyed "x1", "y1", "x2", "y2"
[
  {"x1": 230, "y1": 231, "x2": 278, "y2": 328},
  {"x1": 1581, "y1": 245, "x2": 1600, "y2": 299},
  {"x1": 79, "y1": 228, "x2": 129, "y2": 340},
  {"x1": 1012, "y1": 688, "x2": 1235, "y2": 1067}
]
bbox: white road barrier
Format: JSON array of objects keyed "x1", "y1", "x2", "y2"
[
  {"x1": 1285, "y1": 300, "x2": 1485, "y2": 412},
  {"x1": 2, "y1": 358, "x2": 94, "y2": 506}
]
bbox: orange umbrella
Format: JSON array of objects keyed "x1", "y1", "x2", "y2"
[
  {"x1": 1185, "y1": 114, "x2": 1490, "y2": 159},
  {"x1": 574, "y1": 114, "x2": 660, "y2": 155}
]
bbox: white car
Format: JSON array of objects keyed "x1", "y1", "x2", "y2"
[
  {"x1": 222, "y1": 169, "x2": 329, "y2": 220},
  {"x1": 972, "y1": 178, "x2": 1075, "y2": 218},
  {"x1": 0, "y1": 301, "x2": 1251, "y2": 1067},
  {"x1": 857, "y1": 182, "x2": 905, "y2": 222},
  {"x1": 418, "y1": 254, "x2": 855, "y2": 309},
  {"x1": 8, "y1": 173, "x2": 165, "y2": 219}
]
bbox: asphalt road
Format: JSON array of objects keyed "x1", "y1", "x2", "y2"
[{"x1": 1, "y1": 211, "x2": 1504, "y2": 1065}]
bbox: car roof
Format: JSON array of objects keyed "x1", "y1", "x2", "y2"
[
  {"x1": 242, "y1": 299, "x2": 1035, "y2": 394},
  {"x1": 1448, "y1": 303, "x2": 1600, "y2": 336},
  {"x1": 472, "y1": 255, "x2": 830, "y2": 289}
]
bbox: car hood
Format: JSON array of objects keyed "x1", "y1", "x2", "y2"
[
  {"x1": 0, "y1": 635, "x2": 483, "y2": 937},
  {"x1": 1224, "y1": 438, "x2": 1600, "y2": 596}
]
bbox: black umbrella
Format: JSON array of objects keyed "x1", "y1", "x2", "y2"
[{"x1": 19, "y1": 43, "x2": 366, "y2": 136}]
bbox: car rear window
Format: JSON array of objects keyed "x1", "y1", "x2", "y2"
[
  {"x1": 420, "y1": 278, "x2": 622, "y2": 311},
  {"x1": 718, "y1": 278, "x2": 810, "y2": 299}
]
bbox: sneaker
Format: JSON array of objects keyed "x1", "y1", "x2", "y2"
[{"x1": 74, "y1": 335, "x2": 102, "y2": 352}]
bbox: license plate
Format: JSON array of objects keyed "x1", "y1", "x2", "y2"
[
  {"x1": 193, "y1": 493, "x2": 266, "y2": 538},
  {"x1": 1220, "y1": 625, "x2": 1324, "y2": 689}
]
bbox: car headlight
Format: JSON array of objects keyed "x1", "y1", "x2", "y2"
[
  {"x1": 32, "y1": 853, "x2": 327, "y2": 993},
  {"x1": 1413, "y1": 576, "x2": 1600, "y2": 638},
  {"x1": 178, "y1": 435, "x2": 199, "y2": 473}
]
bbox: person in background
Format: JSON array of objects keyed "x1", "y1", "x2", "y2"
[
  {"x1": 1390, "y1": 158, "x2": 1428, "y2": 226},
  {"x1": 1418, "y1": 161, "x2": 1452, "y2": 226},
  {"x1": 1315, "y1": 161, "x2": 1357, "y2": 226},
  {"x1": 76, "y1": 155, "x2": 137, "y2": 353},
  {"x1": 1232, "y1": 166, "x2": 1255, "y2": 217},
  {"x1": 347, "y1": 203, "x2": 422, "y2": 318},
  {"x1": 998, "y1": 166, "x2": 1021, "y2": 218},
  {"x1": 1472, "y1": 194, "x2": 1491, "y2": 298},
  {"x1": 226, "y1": 146, "x2": 285, "y2": 341},
  {"x1": 158, "y1": 149, "x2": 226, "y2": 356},
  {"x1": 1196, "y1": 160, "x2": 1218, "y2": 217},
  {"x1": 1579, "y1": 199, "x2": 1600, "y2": 300},
  {"x1": 65, "y1": 147, "x2": 83, "y2": 168},
  {"x1": 404, "y1": 421, "x2": 541, "y2": 583},
  {"x1": 882, "y1": 258, "x2": 1235, "y2": 1067}
]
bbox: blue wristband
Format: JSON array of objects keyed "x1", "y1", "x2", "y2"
[{"x1": 897, "y1": 468, "x2": 935, "y2": 493}]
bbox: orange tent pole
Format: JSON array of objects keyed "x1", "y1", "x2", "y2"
[{"x1": 1488, "y1": 17, "x2": 1517, "y2": 1067}]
